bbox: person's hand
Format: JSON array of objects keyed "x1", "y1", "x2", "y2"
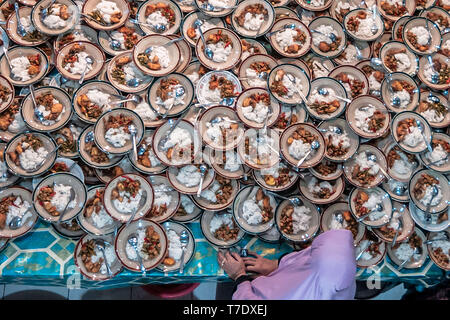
[
  {"x1": 243, "y1": 251, "x2": 278, "y2": 276},
  {"x1": 217, "y1": 250, "x2": 246, "y2": 281}
]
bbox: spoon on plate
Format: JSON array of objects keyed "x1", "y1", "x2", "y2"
[
  {"x1": 201, "y1": 3, "x2": 238, "y2": 11},
  {"x1": 178, "y1": 230, "x2": 189, "y2": 274},
  {"x1": 196, "y1": 164, "x2": 208, "y2": 197},
  {"x1": 194, "y1": 19, "x2": 214, "y2": 60},
  {"x1": 23, "y1": 145, "x2": 61, "y2": 173},
  {"x1": 424, "y1": 185, "x2": 439, "y2": 223},
  {"x1": 78, "y1": 55, "x2": 94, "y2": 84},
  {"x1": 397, "y1": 247, "x2": 418, "y2": 271},
  {"x1": 41, "y1": 0, "x2": 57, "y2": 20},
  {"x1": 14, "y1": 2, "x2": 27, "y2": 38},
  {"x1": 144, "y1": 36, "x2": 185, "y2": 55},
  {"x1": 415, "y1": 119, "x2": 433, "y2": 153},
  {"x1": 265, "y1": 191, "x2": 302, "y2": 206},
  {"x1": 128, "y1": 124, "x2": 138, "y2": 161},
  {"x1": 356, "y1": 203, "x2": 384, "y2": 222},
  {"x1": 104, "y1": 30, "x2": 122, "y2": 51},
  {"x1": 124, "y1": 190, "x2": 148, "y2": 228},
  {"x1": 265, "y1": 23, "x2": 296, "y2": 38},
  {"x1": 57, "y1": 188, "x2": 76, "y2": 224},
  {"x1": 310, "y1": 28, "x2": 337, "y2": 42},
  {"x1": 127, "y1": 234, "x2": 146, "y2": 274},
  {"x1": 3, "y1": 47, "x2": 20, "y2": 81},
  {"x1": 8, "y1": 207, "x2": 32, "y2": 230},
  {"x1": 318, "y1": 87, "x2": 352, "y2": 103},
  {"x1": 95, "y1": 239, "x2": 112, "y2": 277},
  {"x1": 296, "y1": 140, "x2": 320, "y2": 167}
]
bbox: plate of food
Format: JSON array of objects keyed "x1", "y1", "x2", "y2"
[
  {"x1": 0, "y1": 186, "x2": 38, "y2": 239},
  {"x1": 387, "y1": 228, "x2": 428, "y2": 269},
  {"x1": 82, "y1": 0, "x2": 130, "y2": 31},
  {"x1": 373, "y1": 201, "x2": 415, "y2": 243},
  {"x1": 409, "y1": 169, "x2": 449, "y2": 214},
  {"x1": 103, "y1": 173, "x2": 154, "y2": 223},
  {"x1": 93, "y1": 108, "x2": 145, "y2": 155},
  {"x1": 275, "y1": 196, "x2": 320, "y2": 243},
  {"x1": 31, "y1": 0, "x2": 79, "y2": 36},
  {"x1": 4, "y1": 131, "x2": 58, "y2": 178},
  {"x1": 279, "y1": 123, "x2": 325, "y2": 169},
  {"x1": 157, "y1": 221, "x2": 196, "y2": 272},
  {"x1": 146, "y1": 174, "x2": 180, "y2": 223},
  {"x1": 349, "y1": 186, "x2": 393, "y2": 228},
  {"x1": 253, "y1": 161, "x2": 298, "y2": 192},
  {"x1": 115, "y1": 218, "x2": 168, "y2": 271},
  {"x1": 77, "y1": 125, "x2": 124, "y2": 169},
  {"x1": 343, "y1": 144, "x2": 388, "y2": 188},
  {"x1": 75, "y1": 234, "x2": 123, "y2": 280},
  {"x1": 200, "y1": 210, "x2": 245, "y2": 248},
  {"x1": 32, "y1": 172, "x2": 87, "y2": 223},
  {"x1": 0, "y1": 46, "x2": 49, "y2": 87},
  {"x1": 77, "y1": 185, "x2": 119, "y2": 236},
  {"x1": 426, "y1": 230, "x2": 450, "y2": 271},
  {"x1": 320, "y1": 201, "x2": 365, "y2": 245},
  {"x1": 136, "y1": 0, "x2": 182, "y2": 35}
]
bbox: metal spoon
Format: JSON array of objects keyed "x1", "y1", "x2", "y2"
[
  {"x1": 194, "y1": 19, "x2": 213, "y2": 60},
  {"x1": 3, "y1": 47, "x2": 20, "y2": 81},
  {"x1": 95, "y1": 239, "x2": 112, "y2": 277},
  {"x1": 354, "y1": 45, "x2": 365, "y2": 60},
  {"x1": 196, "y1": 164, "x2": 208, "y2": 197},
  {"x1": 296, "y1": 140, "x2": 320, "y2": 167},
  {"x1": 41, "y1": 0, "x2": 57, "y2": 20},
  {"x1": 14, "y1": 3, "x2": 27, "y2": 37},
  {"x1": 424, "y1": 234, "x2": 449, "y2": 245},
  {"x1": 424, "y1": 185, "x2": 439, "y2": 223},
  {"x1": 80, "y1": 13, "x2": 107, "y2": 26},
  {"x1": 128, "y1": 124, "x2": 138, "y2": 162},
  {"x1": 266, "y1": 191, "x2": 302, "y2": 206},
  {"x1": 427, "y1": 55, "x2": 440, "y2": 84},
  {"x1": 202, "y1": 3, "x2": 238, "y2": 11},
  {"x1": 8, "y1": 207, "x2": 32, "y2": 230},
  {"x1": 367, "y1": 153, "x2": 390, "y2": 179},
  {"x1": 144, "y1": 36, "x2": 185, "y2": 55},
  {"x1": 370, "y1": 5, "x2": 379, "y2": 34},
  {"x1": 105, "y1": 30, "x2": 122, "y2": 51},
  {"x1": 386, "y1": 77, "x2": 401, "y2": 107},
  {"x1": 23, "y1": 145, "x2": 61, "y2": 173},
  {"x1": 179, "y1": 230, "x2": 189, "y2": 273},
  {"x1": 127, "y1": 234, "x2": 146, "y2": 274},
  {"x1": 157, "y1": 112, "x2": 188, "y2": 151},
  {"x1": 124, "y1": 190, "x2": 148, "y2": 228},
  {"x1": 318, "y1": 87, "x2": 352, "y2": 103},
  {"x1": 265, "y1": 23, "x2": 297, "y2": 37},
  {"x1": 57, "y1": 188, "x2": 76, "y2": 224},
  {"x1": 78, "y1": 55, "x2": 94, "y2": 84},
  {"x1": 356, "y1": 241, "x2": 371, "y2": 260},
  {"x1": 319, "y1": 127, "x2": 342, "y2": 135},
  {"x1": 356, "y1": 203, "x2": 384, "y2": 222},
  {"x1": 310, "y1": 28, "x2": 337, "y2": 42},
  {"x1": 397, "y1": 247, "x2": 418, "y2": 271},
  {"x1": 415, "y1": 120, "x2": 433, "y2": 153},
  {"x1": 111, "y1": 94, "x2": 143, "y2": 105}
]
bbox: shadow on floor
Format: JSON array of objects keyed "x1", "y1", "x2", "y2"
[{"x1": 4, "y1": 290, "x2": 66, "y2": 300}]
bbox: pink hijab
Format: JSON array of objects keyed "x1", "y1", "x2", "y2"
[{"x1": 233, "y1": 229, "x2": 357, "y2": 300}]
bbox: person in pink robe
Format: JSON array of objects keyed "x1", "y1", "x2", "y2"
[{"x1": 217, "y1": 229, "x2": 356, "y2": 300}]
